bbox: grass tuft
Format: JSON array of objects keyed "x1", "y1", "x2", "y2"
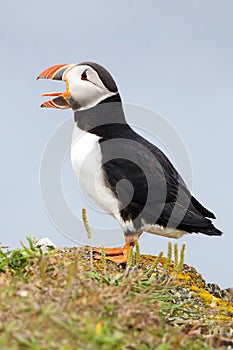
[{"x1": 0, "y1": 237, "x2": 41, "y2": 275}]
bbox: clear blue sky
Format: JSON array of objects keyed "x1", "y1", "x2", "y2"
[{"x1": 1, "y1": 0, "x2": 232, "y2": 288}]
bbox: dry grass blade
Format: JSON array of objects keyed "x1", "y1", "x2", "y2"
[
  {"x1": 176, "y1": 243, "x2": 186, "y2": 274},
  {"x1": 82, "y1": 208, "x2": 93, "y2": 269},
  {"x1": 101, "y1": 244, "x2": 106, "y2": 274},
  {"x1": 144, "y1": 251, "x2": 163, "y2": 276},
  {"x1": 135, "y1": 240, "x2": 140, "y2": 266},
  {"x1": 174, "y1": 243, "x2": 178, "y2": 270},
  {"x1": 126, "y1": 246, "x2": 134, "y2": 268},
  {"x1": 165, "y1": 242, "x2": 172, "y2": 270}
]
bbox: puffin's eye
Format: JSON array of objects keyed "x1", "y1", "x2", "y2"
[{"x1": 81, "y1": 70, "x2": 88, "y2": 80}]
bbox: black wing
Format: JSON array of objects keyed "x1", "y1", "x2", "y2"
[{"x1": 99, "y1": 125, "x2": 221, "y2": 236}]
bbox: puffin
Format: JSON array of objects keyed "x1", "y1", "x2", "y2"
[{"x1": 37, "y1": 61, "x2": 222, "y2": 263}]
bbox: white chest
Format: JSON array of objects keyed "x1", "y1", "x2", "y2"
[
  {"x1": 70, "y1": 126, "x2": 119, "y2": 215},
  {"x1": 71, "y1": 127, "x2": 101, "y2": 173}
]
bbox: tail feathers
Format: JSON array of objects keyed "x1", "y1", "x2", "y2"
[
  {"x1": 178, "y1": 215, "x2": 223, "y2": 236},
  {"x1": 163, "y1": 203, "x2": 223, "y2": 236},
  {"x1": 178, "y1": 221, "x2": 223, "y2": 236},
  {"x1": 197, "y1": 226, "x2": 223, "y2": 236},
  {"x1": 191, "y1": 196, "x2": 216, "y2": 219}
]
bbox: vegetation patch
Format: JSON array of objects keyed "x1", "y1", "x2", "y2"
[{"x1": 0, "y1": 238, "x2": 232, "y2": 350}]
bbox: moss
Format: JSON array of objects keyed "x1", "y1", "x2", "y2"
[{"x1": 198, "y1": 289, "x2": 216, "y2": 305}]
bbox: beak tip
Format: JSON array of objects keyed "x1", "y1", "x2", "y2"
[{"x1": 37, "y1": 63, "x2": 71, "y2": 81}]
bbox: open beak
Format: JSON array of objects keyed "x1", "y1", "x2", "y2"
[{"x1": 36, "y1": 63, "x2": 75, "y2": 109}]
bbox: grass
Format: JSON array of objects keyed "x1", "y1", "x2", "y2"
[
  {"x1": 0, "y1": 238, "x2": 232, "y2": 350},
  {"x1": 0, "y1": 237, "x2": 41, "y2": 275}
]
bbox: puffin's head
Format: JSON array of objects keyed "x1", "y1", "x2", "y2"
[{"x1": 37, "y1": 62, "x2": 118, "y2": 111}]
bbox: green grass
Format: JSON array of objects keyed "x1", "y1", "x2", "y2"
[
  {"x1": 0, "y1": 239, "x2": 232, "y2": 349},
  {"x1": 0, "y1": 237, "x2": 41, "y2": 275}
]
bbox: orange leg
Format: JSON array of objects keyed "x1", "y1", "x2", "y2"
[{"x1": 93, "y1": 232, "x2": 142, "y2": 264}]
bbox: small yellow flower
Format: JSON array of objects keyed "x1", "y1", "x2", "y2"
[{"x1": 95, "y1": 322, "x2": 102, "y2": 335}]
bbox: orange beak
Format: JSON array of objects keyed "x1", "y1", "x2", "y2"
[{"x1": 36, "y1": 63, "x2": 75, "y2": 109}]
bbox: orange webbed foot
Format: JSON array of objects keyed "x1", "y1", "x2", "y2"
[{"x1": 93, "y1": 243, "x2": 132, "y2": 264}]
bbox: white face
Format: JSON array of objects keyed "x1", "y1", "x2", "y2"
[{"x1": 63, "y1": 65, "x2": 118, "y2": 111}]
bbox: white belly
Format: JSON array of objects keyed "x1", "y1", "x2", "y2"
[
  {"x1": 71, "y1": 126, "x2": 119, "y2": 216},
  {"x1": 143, "y1": 223, "x2": 187, "y2": 238}
]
